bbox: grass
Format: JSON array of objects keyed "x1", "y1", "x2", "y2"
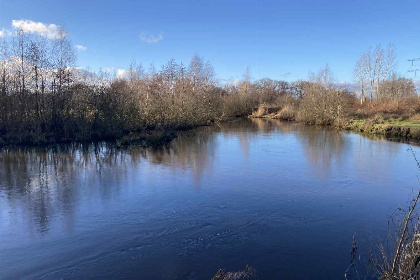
[{"x1": 343, "y1": 117, "x2": 420, "y2": 139}]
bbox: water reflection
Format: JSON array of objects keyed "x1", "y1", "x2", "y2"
[
  {"x1": 143, "y1": 128, "x2": 217, "y2": 182},
  {"x1": 2, "y1": 118, "x2": 420, "y2": 280},
  {"x1": 249, "y1": 118, "x2": 347, "y2": 177},
  {"x1": 0, "y1": 144, "x2": 132, "y2": 233},
  {"x1": 0, "y1": 119, "x2": 412, "y2": 234}
]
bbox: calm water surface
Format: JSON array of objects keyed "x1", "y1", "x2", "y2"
[{"x1": 0, "y1": 118, "x2": 419, "y2": 279}]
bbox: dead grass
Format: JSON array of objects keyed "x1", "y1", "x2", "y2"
[
  {"x1": 275, "y1": 105, "x2": 296, "y2": 120},
  {"x1": 380, "y1": 233, "x2": 420, "y2": 279},
  {"x1": 250, "y1": 102, "x2": 297, "y2": 121},
  {"x1": 411, "y1": 114, "x2": 420, "y2": 121},
  {"x1": 250, "y1": 104, "x2": 268, "y2": 118},
  {"x1": 350, "y1": 98, "x2": 420, "y2": 120}
]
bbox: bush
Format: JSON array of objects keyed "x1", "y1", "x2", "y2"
[
  {"x1": 275, "y1": 105, "x2": 296, "y2": 120},
  {"x1": 297, "y1": 66, "x2": 349, "y2": 125}
]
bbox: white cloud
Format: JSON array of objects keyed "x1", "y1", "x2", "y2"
[
  {"x1": 75, "y1": 45, "x2": 87, "y2": 51},
  {"x1": 11, "y1": 19, "x2": 63, "y2": 39},
  {"x1": 139, "y1": 32, "x2": 163, "y2": 44},
  {"x1": 0, "y1": 30, "x2": 4, "y2": 37},
  {"x1": 231, "y1": 79, "x2": 241, "y2": 86},
  {"x1": 102, "y1": 68, "x2": 130, "y2": 79},
  {"x1": 220, "y1": 78, "x2": 241, "y2": 86},
  {"x1": 117, "y1": 69, "x2": 129, "y2": 79}
]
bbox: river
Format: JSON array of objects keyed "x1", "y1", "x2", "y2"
[{"x1": 0, "y1": 118, "x2": 419, "y2": 279}]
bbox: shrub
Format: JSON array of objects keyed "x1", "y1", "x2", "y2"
[
  {"x1": 276, "y1": 105, "x2": 296, "y2": 120},
  {"x1": 297, "y1": 65, "x2": 349, "y2": 125}
]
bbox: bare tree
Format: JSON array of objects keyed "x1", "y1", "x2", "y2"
[
  {"x1": 12, "y1": 27, "x2": 29, "y2": 96},
  {"x1": 373, "y1": 44, "x2": 384, "y2": 99},
  {"x1": 0, "y1": 38, "x2": 8, "y2": 97},
  {"x1": 356, "y1": 43, "x2": 398, "y2": 102},
  {"x1": 162, "y1": 58, "x2": 179, "y2": 98},
  {"x1": 298, "y1": 65, "x2": 347, "y2": 125},
  {"x1": 379, "y1": 74, "x2": 416, "y2": 100},
  {"x1": 26, "y1": 35, "x2": 49, "y2": 122},
  {"x1": 188, "y1": 55, "x2": 216, "y2": 94},
  {"x1": 51, "y1": 27, "x2": 75, "y2": 93},
  {"x1": 383, "y1": 43, "x2": 397, "y2": 81},
  {"x1": 354, "y1": 51, "x2": 369, "y2": 103}
]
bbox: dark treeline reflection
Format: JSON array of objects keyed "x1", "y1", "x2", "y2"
[
  {"x1": 0, "y1": 143, "x2": 136, "y2": 232},
  {"x1": 0, "y1": 119, "x2": 405, "y2": 233},
  {"x1": 0, "y1": 133, "x2": 221, "y2": 232}
]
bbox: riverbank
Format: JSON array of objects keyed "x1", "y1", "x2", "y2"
[
  {"x1": 116, "y1": 119, "x2": 228, "y2": 148},
  {"x1": 0, "y1": 118, "x2": 234, "y2": 149},
  {"x1": 249, "y1": 102, "x2": 420, "y2": 140},
  {"x1": 0, "y1": 125, "x2": 186, "y2": 149},
  {"x1": 338, "y1": 117, "x2": 420, "y2": 139}
]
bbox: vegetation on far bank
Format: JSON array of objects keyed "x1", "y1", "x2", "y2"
[
  {"x1": 0, "y1": 25, "x2": 258, "y2": 146},
  {"x1": 0, "y1": 25, "x2": 418, "y2": 146},
  {"x1": 252, "y1": 97, "x2": 420, "y2": 139},
  {"x1": 249, "y1": 44, "x2": 419, "y2": 140}
]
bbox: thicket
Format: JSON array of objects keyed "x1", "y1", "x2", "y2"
[
  {"x1": 0, "y1": 25, "x2": 418, "y2": 146},
  {"x1": 251, "y1": 59, "x2": 418, "y2": 128},
  {"x1": 0, "y1": 26, "x2": 262, "y2": 145}
]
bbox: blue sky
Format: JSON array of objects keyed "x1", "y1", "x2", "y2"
[{"x1": 1, "y1": 0, "x2": 420, "y2": 83}]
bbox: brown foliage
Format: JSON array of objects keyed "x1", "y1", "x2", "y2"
[
  {"x1": 350, "y1": 97, "x2": 420, "y2": 120},
  {"x1": 297, "y1": 65, "x2": 349, "y2": 125}
]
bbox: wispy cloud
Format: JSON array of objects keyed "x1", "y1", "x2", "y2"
[
  {"x1": 11, "y1": 19, "x2": 63, "y2": 39},
  {"x1": 281, "y1": 72, "x2": 291, "y2": 78},
  {"x1": 139, "y1": 32, "x2": 163, "y2": 44},
  {"x1": 75, "y1": 44, "x2": 87, "y2": 51},
  {"x1": 104, "y1": 67, "x2": 115, "y2": 73},
  {"x1": 0, "y1": 29, "x2": 12, "y2": 37}
]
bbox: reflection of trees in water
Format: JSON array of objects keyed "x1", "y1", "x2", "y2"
[
  {"x1": 1, "y1": 146, "x2": 75, "y2": 232},
  {"x1": 354, "y1": 134, "x2": 401, "y2": 181},
  {"x1": 218, "y1": 120, "x2": 257, "y2": 159},
  {"x1": 0, "y1": 118, "x2": 406, "y2": 233},
  {"x1": 145, "y1": 119, "x2": 265, "y2": 175},
  {"x1": 0, "y1": 131, "x2": 221, "y2": 232},
  {"x1": 252, "y1": 118, "x2": 347, "y2": 176},
  {"x1": 249, "y1": 118, "x2": 297, "y2": 135},
  {"x1": 296, "y1": 123, "x2": 402, "y2": 179},
  {"x1": 0, "y1": 120, "x2": 258, "y2": 233},
  {"x1": 140, "y1": 128, "x2": 217, "y2": 183},
  {"x1": 218, "y1": 118, "x2": 347, "y2": 175},
  {"x1": 298, "y1": 127, "x2": 346, "y2": 173},
  {"x1": 0, "y1": 143, "x2": 134, "y2": 233}
]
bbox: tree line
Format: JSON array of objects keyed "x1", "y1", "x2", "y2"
[
  {"x1": 0, "y1": 25, "x2": 417, "y2": 145},
  {"x1": 354, "y1": 43, "x2": 415, "y2": 101}
]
